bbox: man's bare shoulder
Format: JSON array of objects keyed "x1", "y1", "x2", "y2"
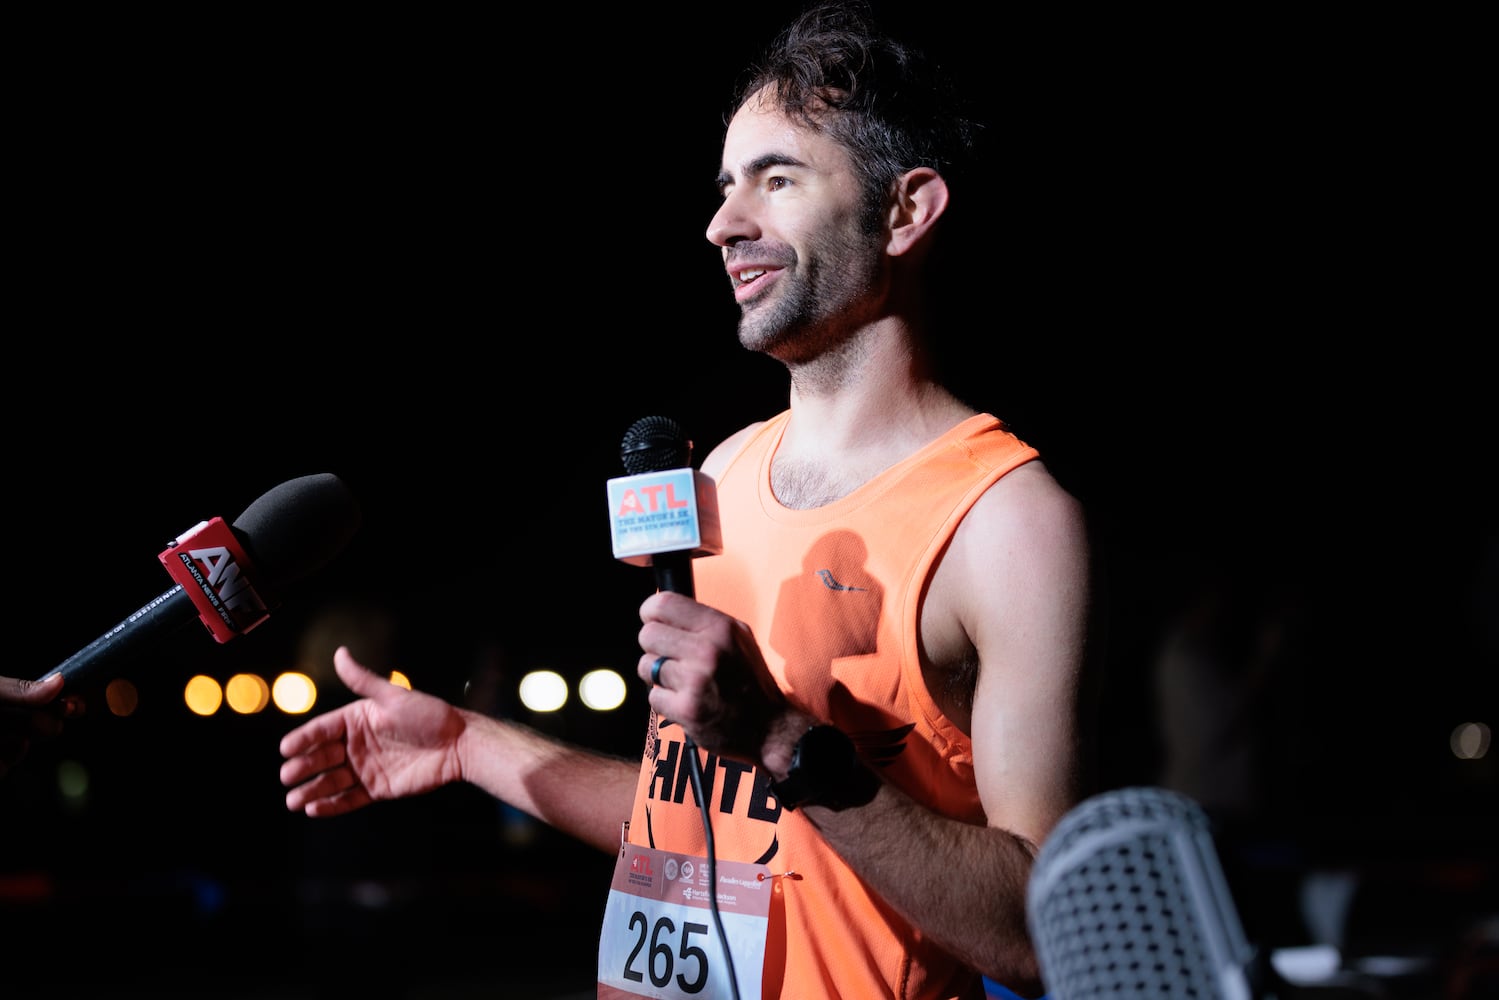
[
  {"x1": 953, "y1": 459, "x2": 1091, "y2": 581},
  {"x1": 975, "y1": 459, "x2": 1085, "y2": 532},
  {"x1": 923, "y1": 458, "x2": 1094, "y2": 738}
]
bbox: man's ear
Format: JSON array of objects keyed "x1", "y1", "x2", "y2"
[{"x1": 886, "y1": 167, "x2": 950, "y2": 257}]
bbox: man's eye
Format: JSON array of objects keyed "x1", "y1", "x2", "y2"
[{"x1": 767, "y1": 176, "x2": 790, "y2": 191}]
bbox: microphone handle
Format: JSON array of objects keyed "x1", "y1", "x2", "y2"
[
  {"x1": 653, "y1": 552, "x2": 695, "y2": 598},
  {"x1": 651, "y1": 552, "x2": 697, "y2": 754},
  {"x1": 45, "y1": 585, "x2": 195, "y2": 684}
]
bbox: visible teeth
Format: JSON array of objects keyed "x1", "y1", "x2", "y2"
[{"x1": 738, "y1": 269, "x2": 764, "y2": 282}]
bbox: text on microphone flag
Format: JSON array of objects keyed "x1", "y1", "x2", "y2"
[{"x1": 606, "y1": 468, "x2": 722, "y2": 565}]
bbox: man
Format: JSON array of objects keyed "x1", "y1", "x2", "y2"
[{"x1": 279, "y1": 3, "x2": 1096, "y2": 997}]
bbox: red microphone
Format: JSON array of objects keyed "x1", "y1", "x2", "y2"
[{"x1": 41, "y1": 473, "x2": 361, "y2": 686}]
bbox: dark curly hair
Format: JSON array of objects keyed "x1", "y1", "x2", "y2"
[{"x1": 729, "y1": 1, "x2": 982, "y2": 221}]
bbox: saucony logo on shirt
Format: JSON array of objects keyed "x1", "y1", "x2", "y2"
[
  {"x1": 855, "y1": 723, "x2": 915, "y2": 769},
  {"x1": 817, "y1": 569, "x2": 867, "y2": 591}
]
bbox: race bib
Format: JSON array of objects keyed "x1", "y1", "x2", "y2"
[{"x1": 598, "y1": 841, "x2": 771, "y2": 999}]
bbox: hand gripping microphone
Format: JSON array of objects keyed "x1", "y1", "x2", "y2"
[
  {"x1": 607, "y1": 415, "x2": 722, "y2": 597},
  {"x1": 1026, "y1": 786, "x2": 1262, "y2": 1000},
  {"x1": 40, "y1": 473, "x2": 362, "y2": 687}
]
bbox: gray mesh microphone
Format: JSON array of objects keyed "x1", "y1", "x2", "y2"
[{"x1": 1026, "y1": 786, "x2": 1258, "y2": 999}]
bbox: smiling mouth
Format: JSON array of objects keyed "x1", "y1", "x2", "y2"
[{"x1": 732, "y1": 269, "x2": 779, "y2": 303}]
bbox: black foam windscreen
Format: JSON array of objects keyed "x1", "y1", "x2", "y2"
[
  {"x1": 231, "y1": 472, "x2": 362, "y2": 589},
  {"x1": 1026, "y1": 786, "x2": 1257, "y2": 1000}
]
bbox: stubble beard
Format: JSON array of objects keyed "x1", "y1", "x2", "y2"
[{"x1": 735, "y1": 222, "x2": 885, "y2": 370}]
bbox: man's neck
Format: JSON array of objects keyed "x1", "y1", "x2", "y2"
[{"x1": 771, "y1": 333, "x2": 977, "y2": 508}]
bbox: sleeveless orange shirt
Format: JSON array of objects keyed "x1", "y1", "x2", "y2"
[{"x1": 622, "y1": 411, "x2": 1039, "y2": 1000}]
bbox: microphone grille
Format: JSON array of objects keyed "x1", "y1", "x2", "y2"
[
  {"x1": 621, "y1": 415, "x2": 691, "y2": 474},
  {"x1": 1027, "y1": 787, "x2": 1255, "y2": 1000}
]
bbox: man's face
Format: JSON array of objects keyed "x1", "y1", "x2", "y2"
[{"x1": 707, "y1": 90, "x2": 886, "y2": 363}]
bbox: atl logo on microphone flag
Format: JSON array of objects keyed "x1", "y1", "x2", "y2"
[{"x1": 607, "y1": 469, "x2": 722, "y2": 567}]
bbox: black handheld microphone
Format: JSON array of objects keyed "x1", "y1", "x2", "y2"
[
  {"x1": 608, "y1": 415, "x2": 722, "y2": 597},
  {"x1": 40, "y1": 473, "x2": 362, "y2": 687},
  {"x1": 1026, "y1": 786, "x2": 1261, "y2": 1000},
  {"x1": 608, "y1": 418, "x2": 741, "y2": 999}
]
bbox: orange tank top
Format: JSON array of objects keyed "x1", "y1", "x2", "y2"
[{"x1": 621, "y1": 410, "x2": 1039, "y2": 1000}]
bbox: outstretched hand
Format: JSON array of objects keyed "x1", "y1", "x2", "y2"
[{"x1": 279, "y1": 646, "x2": 466, "y2": 817}]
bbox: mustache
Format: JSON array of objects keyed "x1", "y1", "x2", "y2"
[{"x1": 725, "y1": 241, "x2": 796, "y2": 269}]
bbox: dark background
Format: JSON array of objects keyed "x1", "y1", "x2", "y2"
[{"x1": 4, "y1": 4, "x2": 1493, "y2": 997}]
